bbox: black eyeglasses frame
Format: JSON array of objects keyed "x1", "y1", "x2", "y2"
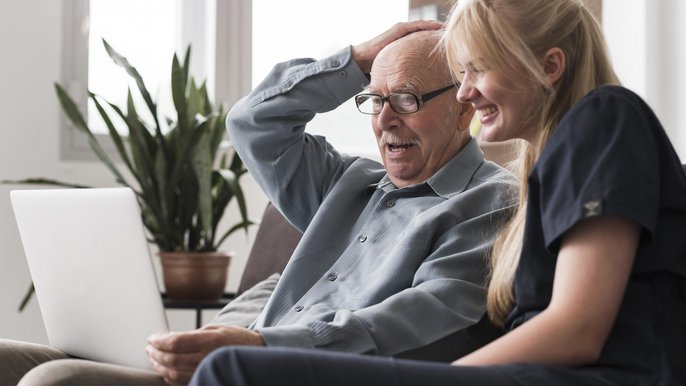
[{"x1": 354, "y1": 83, "x2": 459, "y2": 115}]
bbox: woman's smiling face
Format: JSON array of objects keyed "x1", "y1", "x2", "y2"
[{"x1": 455, "y1": 59, "x2": 541, "y2": 144}]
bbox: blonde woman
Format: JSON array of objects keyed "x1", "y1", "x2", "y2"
[{"x1": 188, "y1": 1, "x2": 686, "y2": 384}]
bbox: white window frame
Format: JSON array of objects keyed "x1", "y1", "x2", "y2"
[
  {"x1": 60, "y1": 1, "x2": 451, "y2": 161},
  {"x1": 59, "y1": 0, "x2": 251, "y2": 161}
]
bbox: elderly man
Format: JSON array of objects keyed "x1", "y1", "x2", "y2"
[{"x1": 0, "y1": 21, "x2": 515, "y2": 386}]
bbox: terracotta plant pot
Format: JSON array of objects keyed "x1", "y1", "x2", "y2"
[{"x1": 159, "y1": 251, "x2": 233, "y2": 301}]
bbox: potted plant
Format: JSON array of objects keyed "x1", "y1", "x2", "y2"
[{"x1": 7, "y1": 39, "x2": 253, "y2": 305}]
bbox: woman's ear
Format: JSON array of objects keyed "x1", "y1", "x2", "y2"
[{"x1": 541, "y1": 47, "x2": 566, "y2": 87}]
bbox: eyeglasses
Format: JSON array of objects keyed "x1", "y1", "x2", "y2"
[{"x1": 354, "y1": 83, "x2": 458, "y2": 115}]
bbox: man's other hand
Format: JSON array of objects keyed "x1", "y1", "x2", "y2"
[{"x1": 146, "y1": 325, "x2": 264, "y2": 386}]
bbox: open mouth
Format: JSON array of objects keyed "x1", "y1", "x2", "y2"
[
  {"x1": 478, "y1": 106, "x2": 498, "y2": 118},
  {"x1": 387, "y1": 143, "x2": 415, "y2": 153}
]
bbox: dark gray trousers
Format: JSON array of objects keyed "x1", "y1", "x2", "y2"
[{"x1": 189, "y1": 346, "x2": 525, "y2": 386}]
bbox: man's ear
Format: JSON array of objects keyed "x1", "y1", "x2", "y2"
[
  {"x1": 457, "y1": 103, "x2": 475, "y2": 132},
  {"x1": 541, "y1": 47, "x2": 566, "y2": 87}
]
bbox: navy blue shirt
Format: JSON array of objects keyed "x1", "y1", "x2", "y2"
[{"x1": 507, "y1": 85, "x2": 686, "y2": 383}]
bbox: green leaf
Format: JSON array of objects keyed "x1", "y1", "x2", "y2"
[
  {"x1": 171, "y1": 54, "x2": 188, "y2": 134},
  {"x1": 125, "y1": 90, "x2": 156, "y2": 183},
  {"x1": 18, "y1": 284, "x2": 35, "y2": 312},
  {"x1": 154, "y1": 145, "x2": 169, "y2": 235},
  {"x1": 102, "y1": 39, "x2": 161, "y2": 134},
  {"x1": 182, "y1": 45, "x2": 191, "y2": 88},
  {"x1": 186, "y1": 78, "x2": 201, "y2": 129},
  {"x1": 0, "y1": 178, "x2": 91, "y2": 188},
  {"x1": 190, "y1": 126, "x2": 213, "y2": 237},
  {"x1": 215, "y1": 219, "x2": 257, "y2": 248},
  {"x1": 54, "y1": 84, "x2": 128, "y2": 185},
  {"x1": 217, "y1": 166, "x2": 251, "y2": 236},
  {"x1": 199, "y1": 81, "x2": 212, "y2": 115},
  {"x1": 90, "y1": 93, "x2": 137, "y2": 186},
  {"x1": 168, "y1": 119, "x2": 206, "y2": 189},
  {"x1": 209, "y1": 110, "x2": 227, "y2": 161}
]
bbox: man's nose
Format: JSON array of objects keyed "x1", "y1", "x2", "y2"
[{"x1": 376, "y1": 102, "x2": 400, "y2": 130}]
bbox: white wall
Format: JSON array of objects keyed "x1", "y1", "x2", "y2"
[
  {"x1": 0, "y1": 0, "x2": 267, "y2": 344},
  {"x1": 604, "y1": 0, "x2": 686, "y2": 161}
]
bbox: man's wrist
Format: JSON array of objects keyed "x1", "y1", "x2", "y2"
[
  {"x1": 250, "y1": 330, "x2": 265, "y2": 346},
  {"x1": 351, "y1": 44, "x2": 372, "y2": 75}
]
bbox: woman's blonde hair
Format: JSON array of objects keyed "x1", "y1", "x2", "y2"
[{"x1": 443, "y1": 0, "x2": 620, "y2": 326}]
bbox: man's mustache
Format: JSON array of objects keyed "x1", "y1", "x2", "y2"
[{"x1": 379, "y1": 132, "x2": 420, "y2": 147}]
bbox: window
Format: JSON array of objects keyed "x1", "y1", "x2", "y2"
[
  {"x1": 251, "y1": 0, "x2": 408, "y2": 157},
  {"x1": 87, "y1": 0, "x2": 178, "y2": 135},
  {"x1": 61, "y1": 0, "x2": 418, "y2": 160},
  {"x1": 60, "y1": 0, "x2": 221, "y2": 160}
]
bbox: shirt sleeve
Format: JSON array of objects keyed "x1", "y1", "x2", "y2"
[
  {"x1": 226, "y1": 47, "x2": 370, "y2": 230},
  {"x1": 534, "y1": 86, "x2": 660, "y2": 252}
]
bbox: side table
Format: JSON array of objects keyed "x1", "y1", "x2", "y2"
[{"x1": 162, "y1": 293, "x2": 236, "y2": 329}]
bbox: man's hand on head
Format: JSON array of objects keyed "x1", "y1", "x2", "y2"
[
  {"x1": 352, "y1": 20, "x2": 443, "y2": 74},
  {"x1": 146, "y1": 325, "x2": 264, "y2": 386}
]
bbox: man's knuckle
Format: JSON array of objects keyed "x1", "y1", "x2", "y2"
[{"x1": 166, "y1": 335, "x2": 181, "y2": 350}]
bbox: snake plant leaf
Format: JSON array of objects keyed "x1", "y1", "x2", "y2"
[
  {"x1": 191, "y1": 79, "x2": 206, "y2": 119},
  {"x1": 215, "y1": 219, "x2": 257, "y2": 249},
  {"x1": 102, "y1": 39, "x2": 160, "y2": 135},
  {"x1": 103, "y1": 39, "x2": 170, "y2": 165},
  {"x1": 54, "y1": 83, "x2": 128, "y2": 186},
  {"x1": 190, "y1": 123, "x2": 213, "y2": 237},
  {"x1": 154, "y1": 144, "x2": 169, "y2": 235},
  {"x1": 209, "y1": 169, "x2": 233, "y2": 236},
  {"x1": 210, "y1": 168, "x2": 253, "y2": 247},
  {"x1": 198, "y1": 81, "x2": 211, "y2": 116},
  {"x1": 182, "y1": 45, "x2": 191, "y2": 89},
  {"x1": 125, "y1": 90, "x2": 156, "y2": 181},
  {"x1": 124, "y1": 90, "x2": 167, "y2": 230},
  {"x1": 90, "y1": 93, "x2": 137, "y2": 186},
  {"x1": 177, "y1": 170, "x2": 200, "y2": 250},
  {"x1": 228, "y1": 147, "x2": 247, "y2": 178},
  {"x1": 126, "y1": 90, "x2": 157, "y2": 153},
  {"x1": 171, "y1": 54, "x2": 188, "y2": 135},
  {"x1": 0, "y1": 178, "x2": 91, "y2": 189},
  {"x1": 186, "y1": 79, "x2": 202, "y2": 131},
  {"x1": 18, "y1": 284, "x2": 35, "y2": 312},
  {"x1": 209, "y1": 110, "x2": 227, "y2": 162},
  {"x1": 216, "y1": 167, "x2": 250, "y2": 237},
  {"x1": 168, "y1": 117, "x2": 207, "y2": 188}
]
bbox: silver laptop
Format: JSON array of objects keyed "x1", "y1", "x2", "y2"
[{"x1": 10, "y1": 187, "x2": 169, "y2": 370}]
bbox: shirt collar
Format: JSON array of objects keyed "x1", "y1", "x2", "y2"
[{"x1": 376, "y1": 138, "x2": 484, "y2": 198}]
